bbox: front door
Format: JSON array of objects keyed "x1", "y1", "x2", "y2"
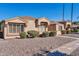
[{"x1": 39, "y1": 26, "x2": 46, "y2": 34}]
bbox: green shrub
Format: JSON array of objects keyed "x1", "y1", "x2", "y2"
[
  {"x1": 20, "y1": 32, "x2": 27, "y2": 39},
  {"x1": 71, "y1": 29, "x2": 74, "y2": 32},
  {"x1": 49, "y1": 31, "x2": 56, "y2": 37},
  {"x1": 41, "y1": 32, "x2": 49, "y2": 37},
  {"x1": 61, "y1": 30, "x2": 66, "y2": 34},
  {"x1": 27, "y1": 30, "x2": 39, "y2": 38},
  {"x1": 74, "y1": 29, "x2": 78, "y2": 32},
  {"x1": 66, "y1": 30, "x2": 72, "y2": 34},
  {"x1": 61, "y1": 30, "x2": 72, "y2": 34},
  {"x1": 72, "y1": 29, "x2": 79, "y2": 33},
  {"x1": 77, "y1": 29, "x2": 79, "y2": 32}
]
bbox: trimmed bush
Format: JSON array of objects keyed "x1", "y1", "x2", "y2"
[
  {"x1": 41, "y1": 32, "x2": 49, "y2": 37},
  {"x1": 49, "y1": 31, "x2": 56, "y2": 37},
  {"x1": 61, "y1": 30, "x2": 66, "y2": 34},
  {"x1": 72, "y1": 29, "x2": 79, "y2": 33},
  {"x1": 74, "y1": 29, "x2": 78, "y2": 32},
  {"x1": 77, "y1": 29, "x2": 79, "y2": 32},
  {"x1": 27, "y1": 30, "x2": 39, "y2": 38},
  {"x1": 20, "y1": 32, "x2": 27, "y2": 39},
  {"x1": 61, "y1": 30, "x2": 72, "y2": 34},
  {"x1": 66, "y1": 30, "x2": 72, "y2": 34}
]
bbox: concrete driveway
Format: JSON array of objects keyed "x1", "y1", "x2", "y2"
[
  {"x1": 63, "y1": 33, "x2": 79, "y2": 38},
  {"x1": 49, "y1": 34, "x2": 79, "y2": 56}
]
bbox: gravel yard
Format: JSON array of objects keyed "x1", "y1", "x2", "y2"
[
  {"x1": 70, "y1": 47, "x2": 79, "y2": 56},
  {"x1": 0, "y1": 37, "x2": 76, "y2": 56}
]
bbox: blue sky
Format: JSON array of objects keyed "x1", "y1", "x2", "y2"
[{"x1": 0, "y1": 3, "x2": 79, "y2": 21}]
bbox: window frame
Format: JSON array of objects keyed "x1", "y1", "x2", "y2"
[{"x1": 8, "y1": 23, "x2": 24, "y2": 33}]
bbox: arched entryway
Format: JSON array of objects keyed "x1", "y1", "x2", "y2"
[{"x1": 39, "y1": 22, "x2": 48, "y2": 33}]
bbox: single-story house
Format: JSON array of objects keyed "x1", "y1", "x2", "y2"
[
  {"x1": 59, "y1": 21, "x2": 72, "y2": 30},
  {"x1": 0, "y1": 16, "x2": 64, "y2": 39},
  {"x1": 72, "y1": 24, "x2": 79, "y2": 30}
]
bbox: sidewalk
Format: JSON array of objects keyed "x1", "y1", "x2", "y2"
[{"x1": 58, "y1": 35, "x2": 79, "y2": 40}]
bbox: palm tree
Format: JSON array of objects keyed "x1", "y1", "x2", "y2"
[
  {"x1": 62, "y1": 3, "x2": 64, "y2": 21},
  {"x1": 71, "y1": 3, "x2": 73, "y2": 26}
]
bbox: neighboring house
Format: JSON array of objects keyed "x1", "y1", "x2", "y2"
[
  {"x1": 59, "y1": 21, "x2": 72, "y2": 30},
  {"x1": 0, "y1": 16, "x2": 64, "y2": 39},
  {"x1": 48, "y1": 21, "x2": 64, "y2": 35},
  {"x1": 72, "y1": 24, "x2": 79, "y2": 30}
]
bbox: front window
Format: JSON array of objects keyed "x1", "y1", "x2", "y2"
[
  {"x1": 20, "y1": 24, "x2": 24, "y2": 32},
  {"x1": 9, "y1": 23, "x2": 24, "y2": 33},
  {"x1": 13, "y1": 24, "x2": 16, "y2": 33},
  {"x1": 9, "y1": 23, "x2": 13, "y2": 33},
  {"x1": 17, "y1": 24, "x2": 20, "y2": 33}
]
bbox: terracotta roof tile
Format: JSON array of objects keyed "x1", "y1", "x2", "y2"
[
  {"x1": 50, "y1": 21, "x2": 63, "y2": 25},
  {"x1": 18, "y1": 16, "x2": 36, "y2": 23}
]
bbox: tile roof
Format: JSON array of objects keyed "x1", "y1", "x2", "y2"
[
  {"x1": 4, "y1": 16, "x2": 36, "y2": 23},
  {"x1": 50, "y1": 21, "x2": 64, "y2": 25},
  {"x1": 18, "y1": 16, "x2": 36, "y2": 23}
]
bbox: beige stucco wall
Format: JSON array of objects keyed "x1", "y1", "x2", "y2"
[
  {"x1": 38, "y1": 18, "x2": 50, "y2": 25},
  {"x1": 4, "y1": 19, "x2": 26, "y2": 39},
  {"x1": 56, "y1": 24, "x2": 64, "y2": 35},
  {"x1": 56, "y1": 25, "x2": 61, "y2": 35},
  {"x1": 24, "y1": 20, "x2": 36, "y2": 32},
  {"x1": 38, "y1": 18, "x2": 50, "y2": 33},
  {"x1": 66, "y1": 22, "x2": 72, "y2": 27},
  {"x1": 66, "y1": 22, "x2": 72, "y2": 30},
  {"x1": 66, "y1": 22, "x2": 71, "y2": 25}
]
